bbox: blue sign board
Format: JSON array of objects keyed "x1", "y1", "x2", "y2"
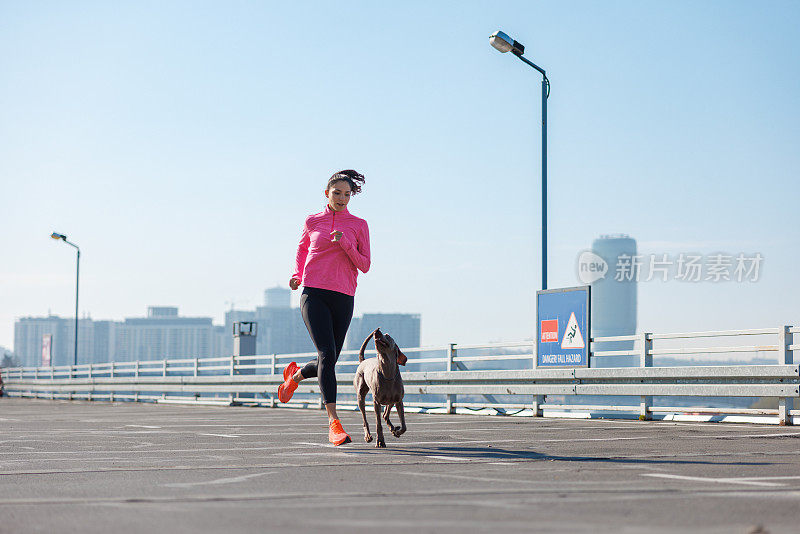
[{"x1": 536, "y1": 286, "x2": 591, "y2": 368}]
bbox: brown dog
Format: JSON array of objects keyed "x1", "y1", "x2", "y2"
[{"x1": 354, "y1": 328, "x2": 408, "y2": 448}]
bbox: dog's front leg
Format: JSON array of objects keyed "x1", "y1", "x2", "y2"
[
  {"x1": 383, "y1": 404, "x2": 397, "y2": 435},
  {"x1": 373, "y1": 401, "x2": 386, "y2": 448},
  {"x1": 393, "y1": 401, "x2": 407, "y2": 437}
]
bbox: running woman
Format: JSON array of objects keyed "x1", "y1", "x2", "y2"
[{"x1": 278, "y1": 170, "x2": 371, "y2": 445}]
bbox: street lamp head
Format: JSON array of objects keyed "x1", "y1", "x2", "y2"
[
  {"x1": 51, "y1": 232, "x2": 66, "y2": 241},
  {"x1": 489, "y1": 30, "x2": 525, "y2": 56}
]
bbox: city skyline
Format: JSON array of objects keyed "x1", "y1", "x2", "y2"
[
  {"x1": 12, "y1": 286, "x2": 422, "y2": 367},
  {"x1": 2, "y1": 2, "x2": 798, "y2": 350}
]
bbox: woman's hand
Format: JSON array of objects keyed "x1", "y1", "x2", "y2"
[
  {"x1": 289, "y1": 278, "x2": 300, "y2": 290},
  {"x1": 330, "y1": 230, "x2": 343, "y2": 242}
]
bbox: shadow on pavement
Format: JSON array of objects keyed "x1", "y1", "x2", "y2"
[{"x1": 345, "y1": 445, "x2": 772, "y2": 466}]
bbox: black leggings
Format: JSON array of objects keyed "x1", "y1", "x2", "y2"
[{"x1": 299, "y1": 286, "x2": 354, "y2": 404}]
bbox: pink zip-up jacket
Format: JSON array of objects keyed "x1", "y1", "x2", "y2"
[{"x1": 292, "y1": 205, "x2": 371, "y2": 296}]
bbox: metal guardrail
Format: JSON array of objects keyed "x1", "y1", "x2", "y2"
[{"x1": 1, "y1": 325, "x2": 797, "y2": 424}]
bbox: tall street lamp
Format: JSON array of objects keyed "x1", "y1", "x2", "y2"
[
  {"x1": 490, "y1": 30, "x2": 550, "y2": 290},
  {"x1": 51, "y1": 232, "x2": 80, "y2": 366}
]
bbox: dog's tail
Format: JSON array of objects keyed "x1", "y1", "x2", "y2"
[{"x1": 358, "y1": 328, "x2": 379, "y2": 362}]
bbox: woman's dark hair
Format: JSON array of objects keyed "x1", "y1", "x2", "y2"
[{"x1": 327, "y1": 169, "x2": 365, "y2": 195}]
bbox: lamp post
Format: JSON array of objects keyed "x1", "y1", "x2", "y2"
[
  {"x1": 490, "y1": 30, "x2": 550, "y2": 290},
  {"x1": 51, "y1": 232, "x2": 80, "y2": 367}
]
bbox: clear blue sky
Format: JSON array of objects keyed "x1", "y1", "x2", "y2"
[{"x1": 1, "y1": 1, "x2": 798, "y2": 350}]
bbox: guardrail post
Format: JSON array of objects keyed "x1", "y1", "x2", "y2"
[
  {"x1": 778, "y1": 325, "x2": 794, "y2": 425},
  {"x1": 87, "y1": 364, "x2": 93, "y2": 401},
  {"x1": 133, "y1": 361, "x2": 140, "y2": 402},
  {"x1": 68, "y1": 363, "x2": 74, "y2": 401},
  {"x1": 270, "y1": 354, "x2": 277, "y2": 408},
  {"x1": 446, "y1": 343, "x2": 456, "y2": 414},
  {"x1": 162, "y1": 360, "x2": 167, "y2": 377},
  {"x1": 108, "y1": 363, "x2": 114, "y2": 402},
  {"x1": 229, "y1": 354, "x2": 236, "y2": 404},
  {"x1": 531, "y1": 341, "x2": 544, "y2": 417},
  {"x1": 532, "y1": 394, "x2": 544, "y2": 417},
  {"x1": 194, "y1": 358, "x2": 199, "y2": 377},
  {"x1": 34, "y1": 367, "x2": 40, "y2": 399},
  {"x1": 639, "y1": 332, "x2": 653, "y2": 421}
]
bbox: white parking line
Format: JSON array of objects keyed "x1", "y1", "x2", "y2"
[
  {"x1": 163, "y1": 471, "x2": 274, "y2": 488},
  {"x1": 293, "y1": 441, "x2": 340, "y2": 448},
  {"x1": 291, "y1": 440, "x2": 526, "y2": 453},
  {"x1": 197, "y1": 433, "x2": 240, "y2": 438},
  {"x1": 390, "y1": 438, "x2": 526, "y2": 446},
  {"x1": 732, "y1": 476, "x2": 800, "y2": 481},
  {"x1": 0, "y1": 446, "x2": 304, "y2": 456},
  {"x1": 400, "y1": 471, "x2": 535, "y2": 483},
  {"x1": 225, "y1": 428, "x2": 523, "y2": 437},
  {"x1": 705, "y1": 432, "x2": 800, "y2": 439},
  {"x1": 642, "y1": 473, "x2": 788, "y2": 487},
  {"x1": 538, "y1": 436, "x2": 650, "y2": 443}
]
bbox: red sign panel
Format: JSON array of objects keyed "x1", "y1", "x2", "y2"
[{"x1": 540, "y1": 319, "x2": 558, "y2": 343}]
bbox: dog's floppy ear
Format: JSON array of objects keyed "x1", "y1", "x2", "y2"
[{"x1": 396, "y1": 349, "x2": 407, "y2": 366}]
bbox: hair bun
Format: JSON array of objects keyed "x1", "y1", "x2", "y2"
[{"x1": 328, "y1": 169, "x2": 365, "y2": 195}]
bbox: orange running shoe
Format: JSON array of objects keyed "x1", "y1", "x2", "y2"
[
  {"x1": 283, "y1": 361, "x2": 299, "y2": 381},
  {"x1": 328, "y1": 419, "x2": 351, "y2": 446},
  {"x1": 278, "y1": 362, "x2": 300, "y2": 403}
]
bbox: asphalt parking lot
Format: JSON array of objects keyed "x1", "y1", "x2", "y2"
[{"x1": 2, "y1": 398, "x2": 800, "y2": 533}]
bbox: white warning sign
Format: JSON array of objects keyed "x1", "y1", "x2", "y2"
[{"x1": 560, "y1": 312, "x2": 585, "y2": 349}]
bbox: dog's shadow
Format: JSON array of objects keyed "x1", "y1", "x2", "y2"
[{"x1": 344, "y1": 444, "x2": 771, "y2": 467}]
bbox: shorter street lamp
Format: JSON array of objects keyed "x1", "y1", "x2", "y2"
[
  {"x1": 490, "y1": 30, "x2": 550, "y2": 290},
  {"x1": 51, "y1": 232, "x2": 80, "y2": 367}
]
